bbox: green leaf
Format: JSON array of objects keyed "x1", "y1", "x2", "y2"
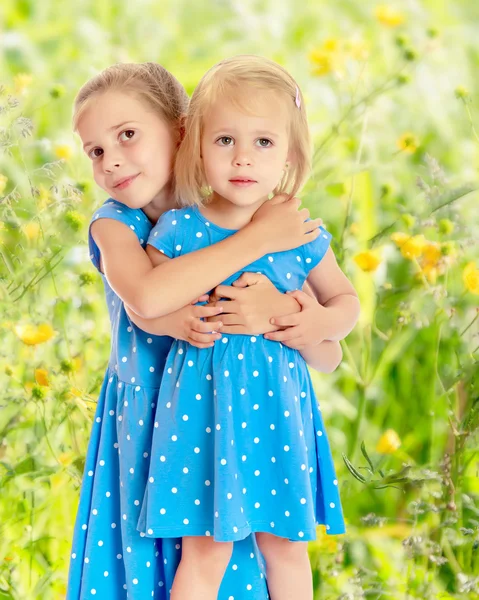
[
  {"x1": 342, "y1": 453, "x2": 367, "y2": 483},
  {"x1": 360, "y1": 441, "x2": 376, "y2": 473}
]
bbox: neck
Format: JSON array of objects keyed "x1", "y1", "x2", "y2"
[
  {"x1": 142, "y1": 181, "x2": 177, "y2": 224},
  {"x1": 202, "y1": 192, "x2": 269, "y2": 229}
]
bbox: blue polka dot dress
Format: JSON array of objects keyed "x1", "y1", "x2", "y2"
[
  {"x1": 67, "y1": 199, "x2": 271, "y2": 600},
  {"x1": 139, "y1": 206, "x2": 345, "y2": 545}
]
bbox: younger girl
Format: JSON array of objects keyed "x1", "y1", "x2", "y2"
[
  {"x1": 140, "y1": 56, "x2": 360, "y2": 600},
  {"x1": 67, "y1": 62, "x2": 327, "y2": 600}
]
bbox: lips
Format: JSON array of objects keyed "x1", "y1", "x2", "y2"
[
  {"x1": 112, "y1": 174, "x2": 139, "y2": 189},
  {"x1": 229, "y1": 178, "x2": 257, "y2": 183}
]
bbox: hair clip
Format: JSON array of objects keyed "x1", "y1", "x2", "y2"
[{"x1": 295, "y1": 86, "x2": 301, "y2": 109}]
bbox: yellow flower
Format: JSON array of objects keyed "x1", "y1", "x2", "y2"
[
  {"x1": 309, "y1": 525, "x2": 339, "y2": 554},
  {"x1": 397, "y1": 132, "x2": 419, "y2": 153},
  {"x1": 375, "y1": 5, "x2": 406, "y2": 27},
  {"x1": 353, "y1": 250, "x2": 382, "y2": 272},
  {"x1": 463, "y1": 262, "x2": 479, "y2": 295},
  {"x1": 349, "y1": 222, "x2": 360, "y2": 236},
  {"x1": 391, "y1": 232, "x2": 427, "y2": 259},
  {"x1": 420, "y1": 262, "x2": 438, "y2": 284},
  {"x1": 22, "y1": 222, "x2": 41, "y2": 241},
  {"x1": 13, "y1": 73, "x2": 33, "y2": 94},
  {"x1": 0, "y1": 174, "x2": 8, "y2": 195},
  {"x1": 54, "y1": 144, "x2": 73, "y2": 161},
  {"x1": 346, "y1": 39, "x2": 369, "y2": 61},
  {"x1": 58, "y1": 452, "x2": 73, "y2": 466},
  {"x1": 376, "y1": 429, "x2": 401, "y2": 454},
  {"x1": 310, "y1": 49, "x2": 334, "y2": 76},
  {"x1": 309, "y1": 38, "x2": 343, "y2": 77},
  {"x1": 422, "y1": 242, "x2": 442, "y2": 265},
  {"x1": 35, "y1": 368, "x2": 50, "y2": 387},
  {"x1": 37, "y1": 185, "x2": 52, "y2": 209},
  {"x1": 14, "y1": 323, "x2": 55, "y2": 346}
]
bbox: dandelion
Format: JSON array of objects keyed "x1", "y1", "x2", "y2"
[
  {"x1": 375, "y1": 5, "x2": 405, "y2": 27},
  {"x1": 35, "y1": 368, "x2": 50, "y2": 387},
  {"x1": 376, "y1": 429, "x2": 401, "y2": 454},
  {"x1": 13, "y1": 73, "x2": 33, "y2": 94},
  {"x1": 397, "y1": 132, "x2": 419, "y2": 153},
  {"x1": 463, "y1": 262, "x2": 479, "y2": 295},
  {"x1": 353, "y1": 250, "x2": 382, "y2": 272},
  {"x1": 14, "y1": 323, "x2": 55, "y2": 346},
  {"x1": 22, "y1": 222, "x2": 41, "y2": 241},
  {"x1": 54, "y1": 144, "x2": 73, "y2": 161}
]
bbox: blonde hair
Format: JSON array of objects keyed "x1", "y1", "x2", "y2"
[
  {"x1": 175, "y1": 55, "x2": 311, "y2": 206},
  {"x1": 72, "y1": 62, "x2": 189, "y2": 132}
]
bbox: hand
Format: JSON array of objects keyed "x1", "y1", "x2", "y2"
[
  {"x1": 206, "y1": 272, "x2": 301, "y2": 335},
  {"x1": 169, "y1": 300, "x2": 224, "y2": 348},
  {"x1": 249, "y1": 194, "x2": 323, "y2": 254},
  {"x1": 263, "y1": 289, "x2": 328, "y2": 349}
]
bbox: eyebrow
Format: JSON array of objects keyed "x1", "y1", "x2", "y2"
[
  {"x1": 82, "y1": 121, "x2": 139, "y2": 150},
  {"x1": 211, "y1": 129, "x2": 280, "y2": 138}
]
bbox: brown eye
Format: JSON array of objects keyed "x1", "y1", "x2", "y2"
[
  {"x1": 119, "y1": 130, "x2": 135, "y2": 142},
  {"x1": 88, "y1": 147, "x2": 103, "y2": 159},
  {"x1": 217, "y1": 136, "x2": 234, "y2": 146}
]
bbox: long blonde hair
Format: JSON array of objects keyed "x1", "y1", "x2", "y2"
[
  {"x1": 175, "y1": 55, "x2": 311, "y2": 206},
  {"x1": 73, "y1": 62, "x2": 189, "y2": 132}
]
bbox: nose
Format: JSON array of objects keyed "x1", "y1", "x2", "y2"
[
  {"x1": 232, "y1": 146, "x2": 253, "y2": 167},
  {"x1": 102, "y1": 150, "x2": 123, "y2": 173}
]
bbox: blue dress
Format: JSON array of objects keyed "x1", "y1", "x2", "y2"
[
  {"x1": 67, "y1": 199, "x2": 270, "y2": 599},
  {"x1": 139, "y1": 206, "x2": 345, "y2": 545}
]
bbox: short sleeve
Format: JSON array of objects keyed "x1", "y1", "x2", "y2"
[
  {"x1": 147, "y1": 209, "x2": 179, "y2": 258},
  {"x1": 88, "y1": 199, "x2": 152, "y2": 273},
  {"x1": 300, "y1": 225, "x2": 332, "y2": 273}
]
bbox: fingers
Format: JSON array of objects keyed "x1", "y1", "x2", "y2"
[
  {"x1": 206, "y1": 313, "x2": 243, "y2": 326},
  {"x1": 264, "y1": 327, "x2": 301, "y2": 343},
  {"x1": 191, "y1": 294, "x2": 209, "y2": 305},
  {"x1": 303, "y1": 218, "x2": 323, "y2": 233},
  {"x1": 285, "y1": 289, "x2": 316, "y2": 308},
  {"x1": 232, "y1": 272, "x2": 264, "y2": 287},
  {"x1": 269, "y1": 193, "x2": 290, "y2": 205},
  {"x1": 212, "y1": 285, "x2": 240, "y2": 300},
  {"x1": 270, "y1": 314, "x2": 302, "y2": 328},
  {"x1": 299, "y1": 207, "x2": 310, "y2": 221},
  {"x1": 190, "y1": 318, "x2": 223, "y2": 333},
  {"x1": 209, "y1": 300, "x2": 240, "y2": 314},
  {"x1": 192, "y1": 305, "x2": 224, "y2": 319},
  {"x1": 188, "y1": 329, "x2": 221, "y2": 344}
]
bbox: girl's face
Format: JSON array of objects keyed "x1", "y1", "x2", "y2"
[
  {"x1": 201, "y1": 92, "x2": 292, "y2": 210},
  {"x1": 77, "y1": 91, "x2": 178, "y2": 210}
]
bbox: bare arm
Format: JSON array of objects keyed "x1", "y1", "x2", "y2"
[
  {"x1": 306, "y1": 247, "x2": 360, "y2": 342},
  {"x1": 91, "y1": 197, "x2": 322, "y2": 319},
  {"x1": 300, "y1": 341, "x2": 343, "y2": 373}
]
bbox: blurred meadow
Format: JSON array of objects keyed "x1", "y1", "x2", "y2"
[{"x1": 0, "y1": 0, "x2": 478, "y2": 598}]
